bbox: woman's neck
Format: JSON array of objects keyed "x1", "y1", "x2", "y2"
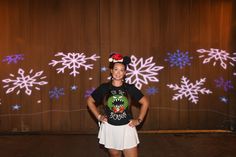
[{"x1": 112, "y1": 80, "x2": 123, "y2": 87}]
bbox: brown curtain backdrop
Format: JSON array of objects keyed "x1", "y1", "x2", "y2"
[{"x1": 0, "y1": 0, "x2": 235, "y2": 133}]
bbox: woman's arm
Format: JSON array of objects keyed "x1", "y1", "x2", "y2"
[
  {"x1": 87, "y1": 96, "x2": 107, "y2": 122},
  {"x1": 129, "y1": 96, "x2": 149, "y2": 127}
]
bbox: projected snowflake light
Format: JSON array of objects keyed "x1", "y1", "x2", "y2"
[
  {"x1": 49, "y1": 52, "x2": 100, "y2": 77},
  {"x1": 167, "y1": 76, "x2": 212, "y2": 104},
  {"x1": 2, "y1": 68, "x2": 48, "y2": 95},
  {"x1": 214, "y1": 77, "x2": 234, "y2": 92},
  {"x1": 84, "y1": 87, "x2": 95, "y2": 98},
  {"x1": 2, "y1": 54, "x2": 24, "y2": 64},
  {"x1": 126, "y1": 55, "x2": 164, "y2": 90},
  {"x1": 12, "y1": 104, "x2": 21, "y2": 111},
  {"x1": 165, "y1": 50, "x2": 193, "y2": 68},
  {"x1": 197, "y1": 48, "x2": 236, "y2": 69},
  {"x1": 219, "y1": 96, "x2": 228, "y2": 104},
  {"x1": 146, "y1": 87, "x2": 158, "y2": 95},
  {"x1": 49, "y1": 87, "x2": 64, "y2": 99}
]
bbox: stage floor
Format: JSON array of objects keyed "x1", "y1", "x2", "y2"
[{"x1": 0, "y1": 133, "x2": 235, "y2": 157}]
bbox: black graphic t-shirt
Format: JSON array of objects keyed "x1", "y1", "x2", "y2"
[{"x1": 91, "y1": 82, "x2": 144, "y2": 126}]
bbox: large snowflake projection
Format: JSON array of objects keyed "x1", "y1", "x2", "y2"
[
  {"x1": 167, "y1": 76, "x2": 212, "y2": 104},
  {"x1": 49, "y1": 87, "x2": 64, "y2": 99},
  {"x1": 49, "y1": 52, "x2": 100, "y2": 77},
  {"x1": 165, "y1": 50, "x2": 193, "y2": 68},
  {"x1": 214, "y1": 77, "x2": 234, "y2": 92},
  {"x1": 2, "y1": 68, "x2": 48, "y2": 95},
  {"x1": 2, "y1": 54, "x2": 24, "y2": 64},
  {"x1": 84, "y1": 87, "x2": 95, "y2": 98},
  {"x1": 146, "y1": 87, "x2": 158, "y2": 95},
  {"x1": 126, "y1": 55, "x2": 164, "y2": 90},
  {"x1": 197, "y1": 48, "x2": 236, "y2": 69}
]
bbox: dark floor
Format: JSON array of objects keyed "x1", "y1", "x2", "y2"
[{"x1": 0, "y1": 133, "x2": 236, "y2": 157}]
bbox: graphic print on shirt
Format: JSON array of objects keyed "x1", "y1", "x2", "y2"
[{"x1": 107, "y1": 92, "x2": 128, "y2": 121}]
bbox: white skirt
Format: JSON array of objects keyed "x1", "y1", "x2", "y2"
[{"x1": 98, "y1": 122, "x2": 140, "y2": 150}]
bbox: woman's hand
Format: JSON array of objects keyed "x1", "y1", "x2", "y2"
[
  {"x1": 97, "y1": 114, "x2": 108, "y2": 123},
  {"x1": 128, "y1": 119, "x2": 142, "y2": 127}
]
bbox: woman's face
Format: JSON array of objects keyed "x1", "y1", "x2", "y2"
[{"x1": 111, "y1": 63, "x2": 126, "y2": 81}]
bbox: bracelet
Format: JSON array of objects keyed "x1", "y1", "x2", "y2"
[
  {"x1": 137, "y1": 118, "x2": 142, "y2": 124},
  {"x1": 97, "y1": 114, "x2": 102, "y2": 121}
]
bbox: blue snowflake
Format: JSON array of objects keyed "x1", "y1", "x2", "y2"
[
  {"x1": 146, "y1": 87, "x2": 158, "y2": 95},
  {"x1": 84, "y1": 87, "x2": 95, "y2": 98},
  {"x1": 215, "y1": 77, "x2": 234, "y2": 92},
  {"x1": 101, "y1": 66, "x2": 108, "y2": 72},
  {"x1": 71, "y1": 85, "x2": 78, "y2": 91},
  {"x1": 2, "y1": 54, "x2": 24, "y2": 64},
  {"x1": 12, "y1": 104, "x2": 21, "y2": 111},
  {"x1": 165, "y1": 50, "x2": 193, "y2": 68},
  {"x1": 219, "y1": 96, "x2": 228, "y2": 104},
  {"x1": 49, "y1": 87, "x2": 64, "y2": 99}
]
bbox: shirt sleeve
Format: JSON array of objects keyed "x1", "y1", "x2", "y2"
[
  {"x1": 91, "y1": 83, "x2": 107, "y2": 104},
  {"x1": 127, "y1": 84, "x2": 144, "y2": 102}
]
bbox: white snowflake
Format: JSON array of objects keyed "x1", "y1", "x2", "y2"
[
  {"x1": 126, "y1": 55, "x2": 164, "y2": 89},
  {"x1": 197, "y1": 48, "x2": 236, "y2": 69},
  {"x1": 167, "y1": 76, "x2": 212, "y2": 104},
  {"x1": 49, "y1": 52, "x2": 100, "y2": 77},
  {"x1": 2, "y1": 68, "x2": 48, "y2": 95}
]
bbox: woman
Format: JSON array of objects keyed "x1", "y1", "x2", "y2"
[{"x1": 87, "y1": 53, "x2": 149, "y2": 157}]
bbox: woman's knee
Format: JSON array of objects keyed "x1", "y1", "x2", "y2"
[{"x1": 108, "y1": 149, "x2": 122, "y2": 157}]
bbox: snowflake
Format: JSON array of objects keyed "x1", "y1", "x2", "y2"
[
  {"x1": 234, "y1": 72, "x2": 236, "y2": 76},
  {"x1": 197, "y1": 48, "x2": 236, "y2": 69},
  {"x1": 49, "y1": 52, "x2": 100, "y2": 77},
  {"x1": 146, "y1": 87, "x2": 158, "y2": 95},
  {"x1": 12, "y1": 104, "x2": 21, "y2": 111},
  {"x1": 165, "y1": 50, "x2": 193, "y2": 68},
  {"x1": 101, "y1": 66, "x2": 108, "y2": 72},
  {"x1": 167, "y1": 76, "x2": 212, "y2": 104},
  {"x1": 71, "y1": 85, "x2": 78, "y2": 91},
  {"x1": 214, "y1": 77, "x2": 233, "y2": 92},
  {"x1": 2, "y1": 54, "x2": 24, "y2": 64},
  {"x1": 0, "y1": 98, "x2": 1, "y2": 105},
  {"x1": 219, "y1": 96, "x2": 228, "y2": 104},
  {"x1": 126, "y1": 55, "x2": 164, "y2": 89},
  {"x1": 84, "y1": 87, "x2": 95, "y2": 98},
  {"x1": 49, "y1": 87, "x2": 64, "y2": 99},
  {"x1": 2, "y1": 68, "x2": 48, "y2": 95}
]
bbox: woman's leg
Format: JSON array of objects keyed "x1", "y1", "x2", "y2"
[
  {"x1": 123, "y1": 146, "x2": 138, "y2": 157},
  {"x1": 108, "y1": 149, "x2": 122, "y2": 157}
]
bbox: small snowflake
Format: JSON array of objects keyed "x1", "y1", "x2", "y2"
[
  {"x1": 2, "y1": 68, "x2": 48, "y2": 95},
  {"x1": 37, "y1": 100, "x2": 42, "y2": 104},
  {"x1": 101, "y1": 66, "x2": 108, "y2": 72},
  {"x1": 49, "y1": 52, "x2": 100, "y2": 77},
  {"x1": 214, "y1": 77, "x2": 233, "y2": 92},
  {"x1": 0, "y1": 99, "x2": 1, "y2": 105},
  {"x1": 126, "y1": 55, "x2": 164, "y2": 89},
  {"x1": 219, "y1": 96, "x2": 228, "y2": 104},
  {"x1": 84, "y1": 87, "x2": 95, "y2": 98},
  {"x1": 49, "y1": 87, "x2": 64, "y2": 99},
  {"x1": 146, "y1": 87, "x2": 158, "y2": 95},
  {"x1": 12, "y1": 104, "x2": 21, "y2": 111},
  {"x1": 71, "y1": 85, "x2": 78, "y2": 91},
  {"x1": 2, "y1": 54, "x2": 24, "y2": 64},
  {"x1": 167, "y1": 76, "x2": 212, "y2": 104},
  {"x1": 197, "y1": 48, "x2": 236, "y2": 69},
  {"x1": 234, "y1": 72, "x2": 236, "y2": 76},
  {"x1": 165, "y1": 50, "x2": 193, "y2": 68}
]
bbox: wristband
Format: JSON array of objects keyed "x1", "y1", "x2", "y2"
[
  {"x1": 137, "y1": 118, "x2": 142, "y2": 124},
  {"x1": 97, "y1": 114, "x2": 102, "y2": 121}
]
